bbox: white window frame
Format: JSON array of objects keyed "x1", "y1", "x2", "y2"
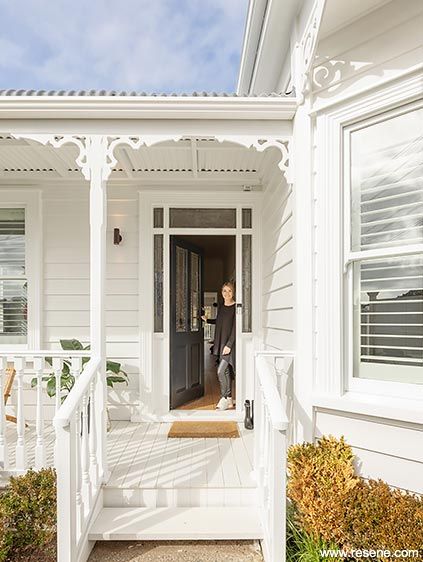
[
  {"x1": 0, "y1": 190, "x2": 42, "y2": 350},
  {"x1": 313, "y1": 69, "x2": 423, "y2": 420},
  {"x1": 344, "y1": 100, "x2": 423, "y2": 396}
]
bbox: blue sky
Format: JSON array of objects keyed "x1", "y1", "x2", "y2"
[{"x1": 0, "y1": 0, "x2": 248, "y2": 93}]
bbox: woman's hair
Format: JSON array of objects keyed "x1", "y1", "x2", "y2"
[{"x1": 221, "y1": 281, "x2": 235, "y2": 296}]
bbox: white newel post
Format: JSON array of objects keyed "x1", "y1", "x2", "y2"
[
  {"x1": 55, "y1": 419, "x2": 77, "y2": 562},
  {"x1": 88, "y1": 136, "x2": 109, "y2": 483}
]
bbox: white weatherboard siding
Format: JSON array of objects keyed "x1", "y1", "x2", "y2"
[
  {"x1": 43, "y1": 185, "x2": 140, "y2": 419},
  {"x1": 261, "y1": 165, "x2": 294, "y2": 352},
  {"x1": 311, "y1": 0, "x2": 423, "y2": 493},
  {"x1": 315, "y1": 409, "x2": 423, "y2": 494}
]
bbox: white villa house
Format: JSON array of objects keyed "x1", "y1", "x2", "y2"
[{"x1": 0, "y1": 0, "x2": 422, "y2": 560}]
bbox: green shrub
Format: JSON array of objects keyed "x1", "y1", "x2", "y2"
[
  {"x1": 287, "y1": 436, "x2": 423, "y2": 560},
  {"x1": 0, "y1": 468, "x2": 56, "y2": 562}
]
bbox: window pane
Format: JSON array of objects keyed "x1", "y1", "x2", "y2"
[
  {"x1": 169, "y1": 208, "x2": 236, "y2": 228},
  {"x1": 0, "y1": 208, "x2": 25, "y2": 276},
  {"x1": 242, "y1": 235, "x2": 252, "y2": 332},
  {"x1": 351, "y1": 107, "x2": 423, "y2": 251},
  {"x1": 242, "y1": 208, "x2": 252, "y2": 228},
  {"x1": 175, "y1": 246, "x2": 188, "y2": 332},
  {"x1": 0, "y1": 279, "x2": 27, "y2": 343},
  {"x1": 153, "y1": 235, "x2": 163, "y2": 332},
  {"x1": 190, "y1": 252, "x2": 200, "y2": 332},
  {"x1": 354, "y1": 255, "x2": 423, "y2": 384},
  {"x1": 153, "y1": 208, "x2": 164, "y2": 228},
  {"x1": 0, "y1": 208, "x2": 26, "y2": 344}
]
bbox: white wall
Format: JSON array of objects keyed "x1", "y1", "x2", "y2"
[
  {"x1": 309, "y1": 0, "x2": 423, "y2": 493},
  {"x1": 43, "y1": 184, "x2": 140, "y2": 419},
  {"x1": 261, "y1": 162, "x2": 294, "y2": 352},
  {"x1": 260, "y1": 152, "x2": 296, "y2": 442}
]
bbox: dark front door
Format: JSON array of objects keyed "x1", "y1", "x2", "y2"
[{"x1": 170, "y1": 236, "x2": 204, "y2": 408}]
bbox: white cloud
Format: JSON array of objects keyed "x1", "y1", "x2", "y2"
[{"x1": 0, "y1": 0, "x2": 248, "y2": 92}]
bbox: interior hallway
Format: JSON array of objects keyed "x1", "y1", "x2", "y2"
[{"x1": 178, "y1": 342, "x2": 235, "y2": 411}]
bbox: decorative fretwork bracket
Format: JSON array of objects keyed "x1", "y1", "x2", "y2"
[
  {"x1": 215, "y1": 136, "x2": 292, "y2": 184},
  {"x1": 11, "y1": 134, "x2": 184, "y2": 181},
  {"x1": 11, "y1": 133, "x2": 292, "y2": 184},
  {"x1": 294, "y1": 0, "x2": 326, "y2": 105}
]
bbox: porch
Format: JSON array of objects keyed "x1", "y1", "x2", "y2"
[
  {"x1": 0, "y1": 350, "x2": 291, "y2": 557},
  {"x1": 3, "y1": 419, "x2": 256, "y2": 505},
  {"x1": 0, "y1": 107, "x2": 295, "y2": 561}
]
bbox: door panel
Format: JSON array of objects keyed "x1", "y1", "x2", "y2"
[{"x1": 170, "y1": 237, "x2": 204, "y2": 408}]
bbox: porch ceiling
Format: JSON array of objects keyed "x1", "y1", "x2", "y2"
[{"x1": 0, "y1": 135, "x2": 279, "y2": 186}]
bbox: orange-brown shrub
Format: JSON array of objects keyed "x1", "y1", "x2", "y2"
[{"x1": 287, "y1": 435, "x2": 423, "y2": 558}]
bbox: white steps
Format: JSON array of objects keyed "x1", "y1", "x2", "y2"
[
  {"x1": 89, "y1": 507, "x2": 263, "y2": 541},
  {"x1": 104, "y1": 486, "x2": 257, "y2": 508}
]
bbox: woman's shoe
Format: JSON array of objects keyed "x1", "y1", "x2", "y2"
[
  {"x1": 226, "y1": 397, "x2": 234, "y2": 409},
  {"x1": 216, "y1": 397, "x2": 228, "y2": 410}
]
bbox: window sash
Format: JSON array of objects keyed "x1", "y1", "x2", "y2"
[{"x1": 344, "y1": 101, "x2": 423, "y2": 386}]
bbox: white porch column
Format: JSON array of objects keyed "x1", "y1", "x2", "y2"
[{"x1": 87, "y1": 136, "x2": 109, "y2": 481}]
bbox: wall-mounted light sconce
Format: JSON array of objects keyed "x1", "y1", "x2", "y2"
[{"x1": 113, "y1": 228, "x2": 122, "y2": 245}]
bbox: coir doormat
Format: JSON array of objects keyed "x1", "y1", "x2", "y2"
[{"x1": 168, "y1": 421, "x2": 240, "y2": 439}]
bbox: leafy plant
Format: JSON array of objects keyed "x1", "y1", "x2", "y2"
[
  {"x1": 31, "y1": 338, "x2": 128, "y2": 401},
  {"x1": 0, "y1": 468, "x2": 56, "y2": 561}
]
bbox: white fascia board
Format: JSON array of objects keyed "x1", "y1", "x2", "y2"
[
  {"x1": 0, "y1": 96, "x2": 297, "y2": 121},
  {"x1": 249, "y1": 0, "x2": 301, "y2": 95},
  {"x1": 237, "y1": 0, "x2": 269, "y2": 94}
]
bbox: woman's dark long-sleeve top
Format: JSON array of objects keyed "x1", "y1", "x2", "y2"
[{"x1": 206, "y1": 303, "x2": 236, "y2": 369}]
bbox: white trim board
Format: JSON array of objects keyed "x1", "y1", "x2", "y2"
[{"x1": 313, "y1": 68, "x2": 423, "y2": 421}]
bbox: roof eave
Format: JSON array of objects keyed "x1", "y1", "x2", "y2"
[{"x1": 0, "y1": 95, "x2": 297, "y2": 120}]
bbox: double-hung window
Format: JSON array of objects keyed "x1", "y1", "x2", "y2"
[
  {"x1": 344, "y1": 103, "x2": 423, "y2": 385},
  {"x1": 0, "y1": 207, "x2": 27, "y2": 344},
  {"x1": 0, "y1": 191, "x2": 40, "y2": 348}
]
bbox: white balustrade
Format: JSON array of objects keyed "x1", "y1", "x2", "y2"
[
  {"x1": 54, "y1": 355, "x2": 104, "y2": 562},
  {"x1": 254, "y1": 351, "x2": 294, "y2": 562},
  {"x1": 0, "y1": 350, "x2": 90, "y2": 474}
]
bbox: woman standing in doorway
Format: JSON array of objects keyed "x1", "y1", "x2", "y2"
[{"x1": 201, "y1": 281, "x2": 236, "y2": 411}]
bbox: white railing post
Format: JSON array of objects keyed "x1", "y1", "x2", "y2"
[
  {"x1": 53, "y1": 357, "x2": 63, "y2": 466},
  {"x1": 89, "y1": 378, "x2": 99, "y2": 487},
  {"x1": 55, "y1": 418, "x2": 77, "y2": 562},
  {"x1": 81, "y1": 391, "x2": 91, "y2": 510},
  {"x1": 75, "y1": 405, "x2": 83, "y2": 542},
  {"x1": 254, "y1": 351, "x2": 293, "y2": 562},
  {"x1": 34, "y1": 356, "x2": 46, "y2": 469},
  {"x1": 14, "y1": 357, "x2": 26, "y2": 470},
  {"x1": 0, "y1": 357, "x2": 9, "y2": 470},
  {"x1": 269, "y1": 427, "x2": 287, "y2": 562}
]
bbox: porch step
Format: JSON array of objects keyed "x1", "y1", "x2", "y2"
[
  {"x1": 104, "y1": 486, "x2": 258, "y2": 508},
  {"x1": 89, "y1": 507, "x2": 263, "y2": 541}
]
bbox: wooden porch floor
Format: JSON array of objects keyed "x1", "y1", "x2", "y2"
[
  {"x1": 106, "y1": 421, "x2": 254, "y2": 489},
  {"x1": 3, "y1": 421, "x2": 256, "y2": 505}
]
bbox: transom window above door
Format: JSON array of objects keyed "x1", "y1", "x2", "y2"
[
  {"x1": 152, "y1": 207, "x2": 253, "y2": 230},
  {"x1": 345, "y1": 104, "x2": 423, "y2": 385}
]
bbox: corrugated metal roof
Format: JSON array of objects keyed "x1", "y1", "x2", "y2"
[{"x1": 0, "y1": 89, "x2": 291, "y2": 97}]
